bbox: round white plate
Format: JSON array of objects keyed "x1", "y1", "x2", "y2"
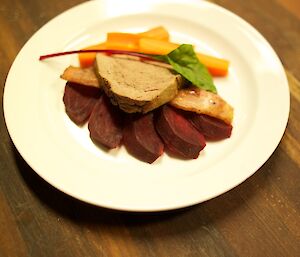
[{"x1": 4, "y1": 0, "x2": 289, "y2": 211}]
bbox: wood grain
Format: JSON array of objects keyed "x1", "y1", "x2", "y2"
[
  {"x1": 277, "y1": 0, "x2": 300, "y2": 19},
  {"x1": 0, "y1": 0, "x2": 299, "y2": 257}
]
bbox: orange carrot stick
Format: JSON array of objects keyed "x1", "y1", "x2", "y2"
[
  {"x1": 138, "y1": 37, "x2": 179, "y2": 54},
  {"x1": 79, "y1": 43, "x2": 106, "y2": 68},
  {"x1": 106, "y1": 33, "x2": 140, "y2": 51},
  {"x1": 196, "y1": 53, "x2": 229, "y2": 76},
  {"x1": 138, "y1": 26, "x2": 169, "y2": 41},
  {"x1": 139, "y1": 38, "x2": 229, "y2": 76},
  {"x1": 78, "y1": 28, "x2": 229, "y2": 76},
  {"x1": 106, "y1": 26, "x2": 169, "y2": 52}
]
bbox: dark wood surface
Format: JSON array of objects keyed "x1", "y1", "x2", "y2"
[{"x1": 1, "y1": 0, "x2": 299, "y2": 256}]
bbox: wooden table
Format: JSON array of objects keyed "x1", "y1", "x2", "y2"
[{"x1": 1, "y1": 1, "x2": 299, "y2": 256}]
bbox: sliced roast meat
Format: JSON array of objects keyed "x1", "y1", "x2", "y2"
[
  {"x1": 88, "y1": 95, "x2": 123, "y2": 149},
  {"x1": 95, "y1": 54, "x2": 184, "y2": 113},
  {"x1": 61, "y1": 66, "x2": 100, "y2": 88},
  {"x1": 123, "y1": 113, "x2": 164, "y2": 163},
  {"x1": 189, "y1": 114, "x2": 233, "y2": 140},
  {"x1": 63, "y1": 82, "x2": 101, "y2": 125},
  {"x1": 156, "y1": 105, "x2": 206, "y2": 159},
  {"x1": 170, "y1": 87, "x2": 234, "y2": 125}
]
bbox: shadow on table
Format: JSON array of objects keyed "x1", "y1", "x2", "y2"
[{"x1": 13, "y1": 144, "x2": 277, "y2": 236}]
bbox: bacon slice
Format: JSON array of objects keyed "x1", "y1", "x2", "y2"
[
  {"x1": 170, "y1": 87, "x2": 233, "y2": 124},
  {"x1": 60, "y1": 66, "x2": 100, "y2": 88}
]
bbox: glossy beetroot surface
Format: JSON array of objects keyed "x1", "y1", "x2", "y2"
[
  {"x1": 63, "y1": 82, "x2": 101, "y2": 125},
  {"x1": 123, "y1": 113, "x2": 164, "y2": 163},
  {"x1": 155, "y1": 105, "x2": 206, "y2": 159}
]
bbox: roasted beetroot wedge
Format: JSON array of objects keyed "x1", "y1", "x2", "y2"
[
  {"x1": 88, "y1": 95, "x2": 123, "y2": 149},
  {"x1": 156, "y1": 105, "x2": 206, "y2": 159},
  {"x1": 123, "y1": 113, "x2": 164, "y2": 163},
  {"x1": 63, "y1": 82, "x2": 101, "y2": 125},
  {"x1": 189, "y1": 114, "x2": 232, "y2": 140}
]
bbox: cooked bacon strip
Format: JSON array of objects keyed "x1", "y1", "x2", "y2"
[
  {"x1": 60, "y1": 66, "x2": 100, "y2": 88},
  {"x1": 170, "y1": 87, "x2": 233, "y2": 124}
]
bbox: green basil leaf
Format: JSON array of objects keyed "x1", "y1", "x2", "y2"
[{"x1": 153, "y1": 44, "x2": 217, "y2": 93}]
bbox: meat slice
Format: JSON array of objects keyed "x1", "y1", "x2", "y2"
[
  {"x1": 88, "y1": 95, "x2": 123, "y2": 149},
  {"x1": 189, "y1": 114, "x2": 232, "y2": 140},
  {"x1": 170, "y1": 87, "x2": 234, "y2": 124},
  {"x1": 123, "y1": 113, "x2": 164, "y2": 163},
  {"x1": 63, "y1": 82, "x2": 101, "y2": 125},
  {"x1": 156, "y1": 105, "x2": 206, "y2": 159},
  {"x1": 61, "y1": 66, "x2": 100, "y2": 88},
  {"x1": 95, "y1": 54, "x2": 184, "y2": 113}
]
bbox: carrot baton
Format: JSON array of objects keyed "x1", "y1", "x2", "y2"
[{"x1": 139, "y1": 38, "x2": 229, "y2": 76}]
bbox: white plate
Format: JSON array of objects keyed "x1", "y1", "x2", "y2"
[{"x1": 4, "y1": 0, "x2": 289, "y2": 211}]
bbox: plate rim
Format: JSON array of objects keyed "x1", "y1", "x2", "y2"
[{"x1": 3, "y1": 0, "x2": 290, "y2": 212}]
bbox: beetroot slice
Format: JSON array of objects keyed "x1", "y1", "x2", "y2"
[
  {"x1": 88, "y1": 95, "x2": 123, "y2": 149},
  {"x1": 189, "y1": 114, "x2": 232, "y2": 140},
  {"x1": 123, "y1": 113, "x2": 164, "y2": 163},
  {"x1": 156, "y1": 105, "x2": 206, "y2": 159},
  {"x1": 63, "y1": 82, "x2": 101, "y2": 125}
]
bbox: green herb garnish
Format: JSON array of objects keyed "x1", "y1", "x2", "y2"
[{"x1": 154, "y1": 44, "x2": 217, "y2": 93}]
